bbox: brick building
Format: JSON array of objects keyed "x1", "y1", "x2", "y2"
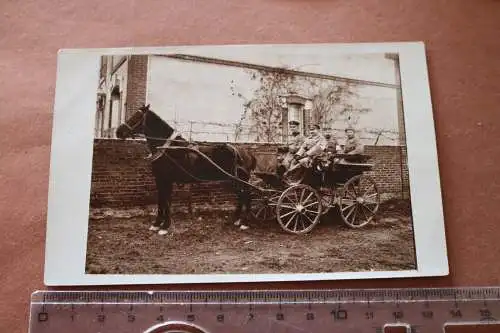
[
  {"x1": 94, "y1": 54, "x2": 406, "y2": 146},
  {"x1": 95, "y1": 55, "x2": 148, "y2": 138},
  {"x1": 90, "y1": 53, "x2": 411, "y2": 211}
]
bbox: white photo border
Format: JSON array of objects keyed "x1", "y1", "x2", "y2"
[{"x1": 44, "y1": 42, "x2": 449, "y2": 286}]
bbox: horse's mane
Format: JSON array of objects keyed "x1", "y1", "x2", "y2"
[
  {"x1": 144, "y1": 108, "x2": 255, "y2": 174},
  {"x1": 146, "y1": 109, "x2": 179, "y2": 139}
]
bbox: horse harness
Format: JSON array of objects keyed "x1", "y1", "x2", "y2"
[
  {"x1": 144, "y1": 129, "x2": 181, "y2": 162},
  {"x1": 146, "y1": 137, "x2": 248, "y2": 184},
  {"x1": 130, "y1": 107, "x2": 251, "y2": 184}
]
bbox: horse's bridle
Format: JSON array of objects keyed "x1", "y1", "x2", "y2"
[
  {"x1": 123, "y1": 108, "x2": 148, "y2": 135},
  {"x1": 125, "y1": 107, "x2": 179, "y2": 144}
]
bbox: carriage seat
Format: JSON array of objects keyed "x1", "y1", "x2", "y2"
[{"x1": 333, "y1": 153, "x2": 372, "y2": 164}]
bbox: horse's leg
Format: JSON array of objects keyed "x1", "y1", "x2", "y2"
[
  {"x1": 244, "y1": 189, "x2": 253, "y2": 223},
  {"x1": 150, "y1": 175, "x2": 165, "y2": 232},
  {"x1": 232, "y1": 186, "x2": 244, "y2": 227},
  {"x1": 234, "y1": 171, "x2": 252, "y2": 231},
  {"x1": 158, "y1": 182, "x2": 173, "y2": 236},
  {"x1": 237, "y1": 189, "x2": 252, "y2": 231}
]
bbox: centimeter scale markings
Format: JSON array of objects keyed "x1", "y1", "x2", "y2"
[{"x1": 29, "y1": 288, "x2": 500, "y2": 333}]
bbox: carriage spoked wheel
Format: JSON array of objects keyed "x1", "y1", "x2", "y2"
[
  {"x1": 250, "y1": 191, "x2": 280, "y2": 222},
  {"x1": 276, "y1": 184, "x2": 322, "y2": 234},
  {"x1": 339, "y1": 174, "x2": 380, "y2": 228}
]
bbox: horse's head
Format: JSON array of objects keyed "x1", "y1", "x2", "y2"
[
  {"x1": 115, "y1": 104, "x2": 151, "y2": 139},
  {"x1": 116, "y1": 104, "x2": 185, "y2": 151}
]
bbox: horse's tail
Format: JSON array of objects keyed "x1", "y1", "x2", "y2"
[{"x1": 226, "y1": 143, "x2": 256, "y2": 175}]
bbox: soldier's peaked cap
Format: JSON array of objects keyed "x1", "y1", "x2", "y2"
[
  {"x1": 345, "y1": 125, "x2": 355, "y2": 132},
  {"x1": 289, "y1": 120, "x2": 300, "y2": 125}
]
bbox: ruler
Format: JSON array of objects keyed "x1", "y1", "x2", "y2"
[{"x1": 29, "y1": 288, "x2": 500, "y2": 333}]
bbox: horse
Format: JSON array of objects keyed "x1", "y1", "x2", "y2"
[{"x1": 115, "y1": 104, "x2": 257, "y2": 235}]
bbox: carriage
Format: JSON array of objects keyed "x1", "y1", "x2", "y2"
[
  {"x1": 147, "y1": 143, "x2": 381, "y2": 235},
  {"x1": 116, "y1": 104, "x2": 380, "y2": 236},
  {"x1": 248, "y1": 152, "x2": 381, "y2": 234}
]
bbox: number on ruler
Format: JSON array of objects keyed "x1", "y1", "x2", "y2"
[
  {"x1": 128, "y1": 314, "x2": 135, "y2": 322},
  {"x1": 217, "y1": 314, "x2": 224, "y2": 322},
  {"x1": 306, "y1": 312, "x2": 315, "y2": 320},
  {"x1": 480, "y1": 308, "x2": 492, "y2": 320},
  {"x1": 450, "y1": 308, "x2": 462, "y2": 318},
  {"x1": 187, "y1": 314, "x2": 195, "y2": 322},
  {"x1": 276, "y1": 313, "x2": 285, "y2": 321},
  {"x1": 38, "y1": 312, "x2": 48, "y2": 322},
  {"x1": 365, "y1": 311, "x2": 374, "y2": 319},
  {"x1": 157, "y1": 315, "x2": 164, "y2": 322},
  {"x1": 422, "y1": 310, "x2": 434, "y2": 319},
  {"x1": 392, "y1": 311, "x2": 404, "y2": 320},
  {"x1": 331, "y1": 309, "x2": 348, "y2": 320},
  {"x1": 97, "y1": 314, "x2": 106, "y2": 322}
]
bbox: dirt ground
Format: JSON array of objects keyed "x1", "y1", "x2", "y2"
[{"x1": 85, "y1": 199, "x2": 416, "y2": 275}]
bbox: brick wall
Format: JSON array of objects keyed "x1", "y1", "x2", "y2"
[
  {"x1": 363, "y1": 145, "x2": 410, "y2": 200},
  {"x1": 89, "y1": 139, "x2": 279, "y2": 212},
  {"x1": 125, "y1": 55, "x2": 148, "y2": 119},
  {"x1": 89, "y1": 139, "x2": 411, "y2": 211},
  {"x1": 89, "y1": 140, "x2": 157, "y2": 208}
]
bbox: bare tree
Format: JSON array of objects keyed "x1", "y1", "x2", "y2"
[
  {"x1": 302, "y1": 79, "x2": 373, "y2": 131},
  {"x1": 230, "y1": 69, "x2": 298, "y2": 143},
  {"x1": 305, "y1": 81, "x2": 353, "y2": 126},
  {"x1": 231, "y1": 69, "x2": 375, "y2": 142}
]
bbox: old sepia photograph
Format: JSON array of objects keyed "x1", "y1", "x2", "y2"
[{"x1": 44, "y1": 43, "x2": 448, "y2": 285}]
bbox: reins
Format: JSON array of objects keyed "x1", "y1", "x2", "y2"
[
  {"x1": 127, "y1": 110, "x2": 272, "y2": 193},
  {"x1": 140, "y1": 134, "x2": 216, "y2": 146},
  {"x1": 142, "y1": 134, "x2": 242, "y2": 183},
  {"x1": 157, "y1": 146, "x2": 278, "y2": 194}
]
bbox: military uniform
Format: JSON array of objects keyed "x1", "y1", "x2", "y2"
[
  {"x1": 344, "y1": 137, "x2": 364, "y2": 154},
  {"x1": 297, "y1": 133, "x2": 327, "y2": 157},
  {"x1": 289, "y1": 133, "x2": 305, "y2": 154},
  {"x1": 316, "y1": 135, "x2": 339, "y2": 168},
  {"x1": 325, "y1": 136, "x2": 339, "y2": 154},
  {"x1": 295, "y1": 132, "x2": 327, "y2": 167},
  {"x1": 280, "y1": 133, "x2": 305, "y2": 169}
]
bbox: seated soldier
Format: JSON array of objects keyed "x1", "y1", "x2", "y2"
[
  {"x1": 343, "y1": 126, "x2": 364, "y2": 155},
  {"x1": 278, "y1": 120, "x2": 304, "y2": 174},
  {"x1": 294, "y1": 124, "x2": 327, "y2": 168},
  {"x1": 337, "y1": 126, "x2": 366, "y2": 164},
  {"x1": 319, "y1": 130, "x2": 341, "y2": 169}
]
